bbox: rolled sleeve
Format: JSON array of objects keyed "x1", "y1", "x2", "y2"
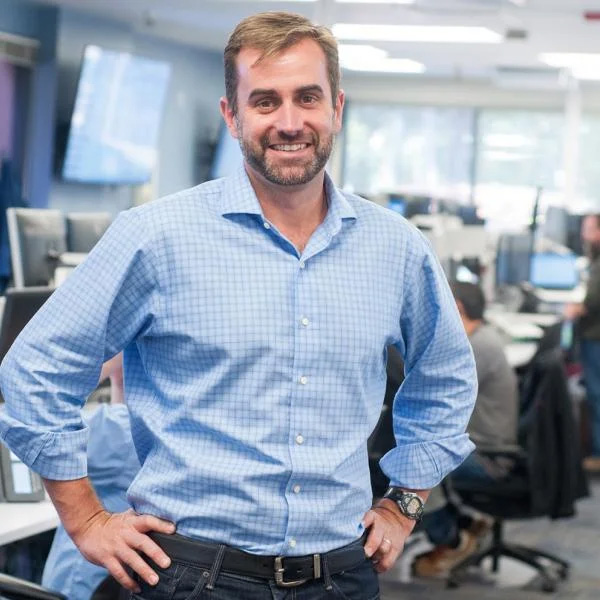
[
  {"x1": 380, "y1": 242, "x2": 477, "y2": 489},
  {"x1": 0, "y1": 209, "x2": 158, "y2": 480},
  {"x1": 0, "y1": 412, "x2": 89, "y2": 480}
]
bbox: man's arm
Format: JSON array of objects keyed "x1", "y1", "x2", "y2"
[
  {"x1": 43, "y1": 477, "x2": 175, "y2": 592},
  {"x1": 0, "y1": 211, "x2": 168, "y2": 591},
  {"x1": 362, "y1": 489, "x2": 430, "y2": 573}
]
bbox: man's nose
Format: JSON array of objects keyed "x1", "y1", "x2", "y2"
[{"x1": 275, "y1": 102, "x2": 303, "y2": 136}]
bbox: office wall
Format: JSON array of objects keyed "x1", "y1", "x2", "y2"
[
  {"x1": 49, "y1": 9, "x2": 224, "y2": 216},
  {"x1": 0, "y1": 0, "x2": 58, "y2": 208},
  {"x1": 0, "y1": 61, "x2": 14, "y2": 158}
]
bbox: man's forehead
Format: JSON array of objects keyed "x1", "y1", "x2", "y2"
[{"x1": 236, "y1": 39, "x2": 328, "y2": 80}]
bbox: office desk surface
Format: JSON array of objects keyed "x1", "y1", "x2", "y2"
[
  {"x1": 0, "y1": 499, "x2": 58, "y2": 546},
  {"x1": 504, "y1": 342, "x2": 538, "y2": 368}
]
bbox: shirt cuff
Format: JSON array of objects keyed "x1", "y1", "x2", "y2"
[
  {"x1": 0, "y1": 412, "x2": 89, "y2": 480},
  {"x1": 379, "y1": 434, "x2": 475, "y2": 490}
]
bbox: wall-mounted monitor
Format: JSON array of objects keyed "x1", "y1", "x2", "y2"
[
  {"x1": 210, "y1": 123, "x2": 243, "y2": 180},
  {"x1": 61, "y1": 45, "x2": 171, "y2": 185}
]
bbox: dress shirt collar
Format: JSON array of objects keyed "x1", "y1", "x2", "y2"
[{"x1": 219, "y1": 163, "x2": 357, "y2": 228}]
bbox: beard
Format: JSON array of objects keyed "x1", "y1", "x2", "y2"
[{"x1": 237, "y1": 126, "x2": 334, "y2": 186}]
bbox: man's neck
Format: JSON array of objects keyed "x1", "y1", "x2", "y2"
[
  {"x1": 465, "y1": 319, "x2": 483, "y2": 337},
  {"x1": 245, "y1": 166, "x2": 328, "y2": 253}
]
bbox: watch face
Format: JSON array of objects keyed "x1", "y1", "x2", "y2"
[{"x1": 406, "y1": 496, "x2": 422, "y2": 515}]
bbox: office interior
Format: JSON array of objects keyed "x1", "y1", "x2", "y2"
[{"x1": 1, "y1": 0, "x2": 600, "y2": 598}]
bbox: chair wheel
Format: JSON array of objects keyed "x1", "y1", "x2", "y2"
[
  {"x1": 446, "y1": 578, "x2": 459, "y2": 589},
  {"x1": 541, "y1": 579, "x2": 557, "y2": 593}
]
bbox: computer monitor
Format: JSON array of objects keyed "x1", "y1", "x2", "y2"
[
  {"x1": 66, "y1": 212, "x2": 111, "y2": 253},
  {"x1": 543, "y1": 206, "x2": 569, "y2": 247},
  {"x1": 387, "y1": 196, "x2": 406, "y2": 216},
  {"x1": 0, "y1": 287, "x2": 54, "y2": 370},
  {"x1": 529, "y1": 253, "x2": 578, "y2": 290},
  {"x1": 495, "y1": 233, "x2": 533, "y2": 287},
  {"x1": 6, "y1": 208, "x2": 67, "y2": 288}
]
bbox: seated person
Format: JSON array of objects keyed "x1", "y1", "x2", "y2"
[
  {"x1": 42, "y1": 355, "x2": 139, "y2": 600},
  {"x1": 414, "y1": 281, "x2": 519, "y2": 577}
]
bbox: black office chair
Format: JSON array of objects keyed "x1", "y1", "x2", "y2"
[
  {"x1": 0, "y1": 574, "x2": 66, "y2": 600},
  {"x1": 447, "y1": 348, "x2": 588, "y2": 593}
]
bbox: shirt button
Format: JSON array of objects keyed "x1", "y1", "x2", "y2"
[
  {"x1": 301, "y1": 317, "x2": 310, "y2": 327},
  {"x1": 263, "y1": 222, "x2": 271, "y2": 229},
  {"x1": 299, "y1": 376, "x2": 308, "y2": 385},
  {"x1": 299, "y1": 261, "x2": 305, "y2": 269},
  {"x1": 295, "y1": 434, "x2": 304, "y2": 445},
  {"x1": 289, "y1": 538, "x2": 297, "y2": 548},
  {"x1": 293, "y1": 485, "x2": 301, "y2": 494}
]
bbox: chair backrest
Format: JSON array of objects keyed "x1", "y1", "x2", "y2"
[
  {"x1": 6, "y1": 209, "x2": 67, "y2": 288},
  {"x1": 518, "y1": 348, "x2": 588, "y2": 518},
  {"x1": 65, "y1": 212, "x2": 111, "y2": 253}
]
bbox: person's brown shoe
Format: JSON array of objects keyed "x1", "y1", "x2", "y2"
[
  {"x1": 583, "y1": 456, "x2": 600, "y2": 473},
  {"x1": 413, "y1": 531, "x2": 478, "y2": 578}
]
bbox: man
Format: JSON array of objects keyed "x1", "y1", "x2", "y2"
[
  {"x1": 415, "y1": 281, "x2": 519, "y2": 577},
  {"x1": 0, "y1": 13, "x2": 476, "y2": 599},
  {"x1": 565, "y1": 214, "x2": 600, "y2": 473}
]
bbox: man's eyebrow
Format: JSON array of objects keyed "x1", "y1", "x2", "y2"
[
  {"x1": 247, "y1": 88, "x2": 277, "y2": 101},
  {"x1": 296, "y1": 85, "x2": 325, "y2": 96},
  {"x1": 247, "y1": 85, "x2": 325, "y2": 102}
]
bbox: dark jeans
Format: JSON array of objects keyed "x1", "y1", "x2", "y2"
[
  {"x1": 581, "y1": 339, "x2": 600, "y2": 456},
  {"x1": 131, "y1": 543, "x2": 379, "y2": 600}
]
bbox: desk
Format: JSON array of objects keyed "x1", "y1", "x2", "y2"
[
  {"x1": 534, "y1": 285, "x2": 586, "y2": 305},
  {"x1": 504, "y1": 342, "x2": 538, "y2": 368},
  {"x1": 486, "y1": 310, "x2": 560, "y2": 340},
  {"x1": 0, "y1": 498, "x2": 58, "y2": 546}
]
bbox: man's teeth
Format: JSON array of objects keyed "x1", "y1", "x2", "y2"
[{"x1": 271, "y1": 144, "x2": 308, "y2": 151}]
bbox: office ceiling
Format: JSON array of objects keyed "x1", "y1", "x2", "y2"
[{"x1": 32, "y1": 0, "x2": 600, "y2": 86}]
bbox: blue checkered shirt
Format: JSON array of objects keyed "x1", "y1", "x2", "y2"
[{"x1": 0, "y1": 165, "x2": 476, "y2": 556}]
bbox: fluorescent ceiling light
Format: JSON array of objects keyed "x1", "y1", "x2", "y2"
[
  {"x1": 336, "y1": 0, "x2": 414, "y2": 4},
  {"x1": 343, "y1": 57, "x2": 425, "y2": 74},
  {"x1": 338, "y1": 44, "x2": 388, "y2": 62},
  {"x1": 338, "y1": 43, "x2": 424, "y2": 74},
  {"x1": 332, "y1": 24, "x2": 503, "y2": 43},
  {"x1": 539, "y1": 53, "x2": 600, "y2": 81}
]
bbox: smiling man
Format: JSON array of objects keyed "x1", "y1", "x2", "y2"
[{"x1": 0, "y1": 12, "x2": 476, "y2": 600}]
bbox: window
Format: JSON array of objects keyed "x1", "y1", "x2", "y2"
[{"x1": 343, "y1": 103, "x2": 475, "y2": 203}]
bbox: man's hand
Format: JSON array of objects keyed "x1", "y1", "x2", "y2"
[
  {"x1": 564, "y1": 302, "x2": 586, "y2": 320},
  {"x1": 362, "y1": 499, "x2": 417, "y2": 573},
  {"x1": 72, "y1": 508, "x2": 176, "y2": 593},
  {"x1": 43, "y1": 477, "x2": 175, "y2": 593}
]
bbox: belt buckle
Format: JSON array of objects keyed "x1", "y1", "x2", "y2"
[{"x1": 274, "y1": 554, "x2": 321, "y2": 588}]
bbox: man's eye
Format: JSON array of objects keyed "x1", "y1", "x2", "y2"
[
  {"x1": 257, "y1": 99, "x2": 275, "y2": 109},
  {"x1": 301, "y1": 95, "x2": 317, "y2": 104}
]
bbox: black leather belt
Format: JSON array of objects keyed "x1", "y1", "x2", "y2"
[{"x1": 150, "y1": 532, "x2": 367, "y2": 588}]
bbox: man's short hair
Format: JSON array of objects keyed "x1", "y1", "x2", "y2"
[
  {"x1": 223, "y1": 12, "x2": 340, "y2": 116},
  {"x1": 450, "y1": 281, "x2": 486, "y2": 321}
]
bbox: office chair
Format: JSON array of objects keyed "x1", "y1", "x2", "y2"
[
  {"x1": 447, "y1": 348, "x2": 588, "y2": 593},
  {"x1": 0, "y1": 573, "x2": 66, "y2": 600}
]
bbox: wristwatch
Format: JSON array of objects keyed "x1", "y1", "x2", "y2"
[{"x1": 383, "y1": 488, "x2": 425, "y2": 521}]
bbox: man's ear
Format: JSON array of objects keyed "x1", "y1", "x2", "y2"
[
  {"x1": 333, "y1": 89, "x2": 345, "y2": 134},
  {"x1": 219, "y1": 97, "x2": 239, "y2": 139}
]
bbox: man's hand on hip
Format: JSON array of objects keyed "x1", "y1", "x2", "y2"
[
  {"x1": 43, "y1": 477, "x2": 175, "y2": 593},
  {"x1": 362, "y1": 499, "x2": 417, "y2": 573},
  {"x1": 72, "y1": 508, "x2": 176, "y2": 593}
]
